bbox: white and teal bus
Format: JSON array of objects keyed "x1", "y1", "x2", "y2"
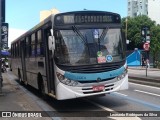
[{"x1": 10, "y1": 11, "x2": 128, "y2": 100}]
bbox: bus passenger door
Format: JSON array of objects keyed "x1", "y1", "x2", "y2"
[
  {"x1": 43, "y1": 27, "x2": 56, "y2": 95},
  {"x1": 20, "y1": 40, "x2": 27, "y2": 82}
]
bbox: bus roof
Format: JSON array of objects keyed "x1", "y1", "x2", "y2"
[
  {"x1": 11, "y1": 10, "x2": 121, "y2": 45},
  {"x1": 55, "y1": 10, "x2": 120, "y2": 16}
]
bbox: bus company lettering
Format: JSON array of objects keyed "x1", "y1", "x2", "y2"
[
  {"x1": 76, "y1": 76, "x2": 86, "y2": 80},
  {"x1": 11, "y1": 112, "x2": 42, "y2": 117},
  {"x1": 65, "y1": 73, "x2": 86, "y2": 80},
  {"x1": 110, "y1": 72, "x2": 118, "y2": 77}
]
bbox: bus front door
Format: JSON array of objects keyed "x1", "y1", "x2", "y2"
[{"x1": 43, "y1": 27, "x2": 56, "y2": 96}]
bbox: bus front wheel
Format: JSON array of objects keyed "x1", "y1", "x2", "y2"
[{"x1": 37, "y1": 73, "x2": 46, "y2": 99}]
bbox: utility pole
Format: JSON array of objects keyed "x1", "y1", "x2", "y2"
[
  {"x1": 141, "y1": 26, "x2": 151, "y2": 77},
  {"x1": 0, "y1": 0, "x2": 3, "y2": 95},
  {"x1": 125, "y1": 18, "x2": 128, "y2": 41}
]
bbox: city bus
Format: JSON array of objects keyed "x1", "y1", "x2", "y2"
[{"x1": 10, "y1": 11, "x2": 128, "y2": 100}]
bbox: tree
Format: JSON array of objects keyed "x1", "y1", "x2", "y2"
[
  {"x1": 122, "y1": 15, "x2": 155, "y2": 50},
  {"x1": 150, "y1": 26, "x2": 160, "y2": 67}
]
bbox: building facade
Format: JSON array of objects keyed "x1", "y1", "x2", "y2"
[
  {"x1": 148, "y1": 0, "x2": 160, "y2": 25},
  {"x1": 128, "y1": 0, "x2": 160, "y2": 24},
  {"x1": 40, "y1": 8, "x2": 60, "y2": 22},
  {"x1": 128, "y1": 0, "x2": 138, "y2": 17}
]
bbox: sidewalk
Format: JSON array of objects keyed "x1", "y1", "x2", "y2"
[
  {"x1": 128, "y1": 66, "x2": 160, "y2": 87},
  {"x1": 0, "y1": 72, "x2": 52, "y2": 120}
]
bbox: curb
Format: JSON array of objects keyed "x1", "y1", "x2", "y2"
[
  {"x1": 128, "y1": 68, "x2": 160, "y2": 71},
  {"x1": 129, "y1": 76, "x2": 160, "y2": 87}
]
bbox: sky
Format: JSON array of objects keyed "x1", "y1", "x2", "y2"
[{"x1": 6, "y1": 0, "x2": 127, "y2": 46}]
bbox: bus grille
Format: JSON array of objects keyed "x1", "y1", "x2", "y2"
[
  {"x1": 78, "y1": 77, "x2": 115, "y2": 83},
  {"x1": 57, "y1": 60, "x2": 125, "y2": 73}
]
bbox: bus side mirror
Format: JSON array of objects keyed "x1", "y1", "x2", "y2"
[{"x1": 48, "y1": 36, "x2": 55, "y2": 51}]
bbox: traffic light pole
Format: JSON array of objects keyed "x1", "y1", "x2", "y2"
[
  {"x1": 142, "y1": 26, "x2": 150, "y2": 77},
  {"x1": 0, "y1": 0, "x2": 3, "y2": 95}
]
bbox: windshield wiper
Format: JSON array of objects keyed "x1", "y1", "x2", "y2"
[
  {"x1": 72, "y1": 26, "x2": 94, "y2": 61},
  {"x1": 97, "y1": 27, "x2": 109, "y2": 51},
  {"x1": 72, "y1": 26, "x2": 87, "y2": 45},
  {"x1": 99, "y1": 27, "x2": 109, "y2": 41}
]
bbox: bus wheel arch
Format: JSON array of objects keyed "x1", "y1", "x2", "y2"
[{"x1": 37, "y1": 73, "x2": 46, "y2": 99}]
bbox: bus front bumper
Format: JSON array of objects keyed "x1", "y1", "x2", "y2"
[{"x1": 56, "y1": 75, "x2": 128, "y2": 100}]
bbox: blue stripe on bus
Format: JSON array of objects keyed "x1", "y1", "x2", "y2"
[{"x1": 64, "y1": 66, "x2": 125, "y2": 81}]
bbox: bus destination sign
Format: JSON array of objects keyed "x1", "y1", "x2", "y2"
[{"x1": 55, "y1": 12, "x2": 120, "y2": 25}]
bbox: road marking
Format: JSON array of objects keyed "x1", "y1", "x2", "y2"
[
  {"x1": 112, "y1": 92, "x2": 160, "y2": 110},
  {"x1": 84, "y1": 99, "x2": 114, "y2": 111},
  {"x1": 134, "y1": 89, "x2": 160, "y2": 97},
  {"x1": 84, "y1": 99, "x2": 141, "y2": 120},
  {"x1": 129, "y1": 82, "x2": 160, "y2": 90},
  {"x1": 114, "y1": 92, "x2": 128, "y2": 97}
]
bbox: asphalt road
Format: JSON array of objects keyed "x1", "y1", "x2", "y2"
[{"x1": 2, "y1": 72, "x2": 160, "y2": 120}]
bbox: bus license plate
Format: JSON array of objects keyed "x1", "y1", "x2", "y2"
[{"x1": 93, "y1": 85, "x2": 105, "y2": 91}]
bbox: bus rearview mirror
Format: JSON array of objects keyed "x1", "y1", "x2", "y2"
[{"x1": 48, "y1": 36, "x2": 55, "y2": 51}]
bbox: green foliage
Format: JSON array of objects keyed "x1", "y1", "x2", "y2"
[
  {"x1": 122, "y1": 15, "x2": 160, "y2": 67},
  {"x1": 150, "y1": 26, "x2": 160, "y2": 67},
  {"x1": 122, "y1": 15, "x2": 155, "y2": 48}
]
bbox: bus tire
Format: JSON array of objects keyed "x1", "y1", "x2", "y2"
[{"x1": 37, "y1": 73, "x2": 46, "y2": 99}]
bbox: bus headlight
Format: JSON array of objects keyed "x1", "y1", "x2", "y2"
[
  {"x1": 117, "y1": 69, "x2": 127, "y2": 81},
  {"x1": 56, "y1": 72, "x2": 78, "y2": 86}
]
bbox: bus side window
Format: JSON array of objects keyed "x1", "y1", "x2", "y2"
[
  {"x1": 13, "y1": 44, "x2": 16, "y2": 58},
  {"x1": 37, "y1": 30, "x2": 44, "y2": 56},
  {"x1": 31, "y1": 33, "x2": 36, "y2": 57},
  {"x1": 25, "y1": 37, "x2": 31, "y2": 57},
  {"x1": 11, "y1": 44, "x2": 13, "y2": 57},
  {"x1": 12, "y1": 44, "x2": 15, "y2": 58}
]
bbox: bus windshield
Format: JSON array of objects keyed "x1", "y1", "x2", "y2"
[{"x1": 54, "y1": 28, "x2": 124, "y2": 66}]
